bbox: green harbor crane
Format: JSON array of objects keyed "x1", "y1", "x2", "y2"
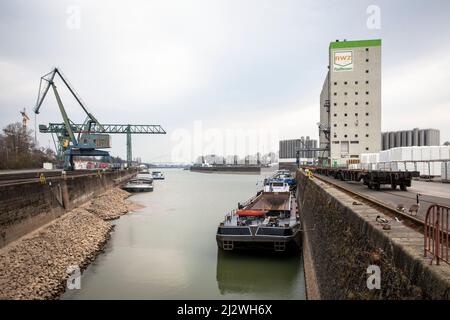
[
  {"x1": 39, "y1": 123, "x2": 166, "y2": 167},
  {"x1": 33, "y1": 68, "x2": 166, "y2": 169}
]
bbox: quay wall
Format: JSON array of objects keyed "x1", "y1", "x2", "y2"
[
  {"x1": 296, "y1": 170, "x2": 450, "y2": 299},
  {"x1": 0, "y1": 169, "x2": 136, "y2": 248}
]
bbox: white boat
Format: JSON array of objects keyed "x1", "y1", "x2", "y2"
[
  {"x1": 122, "y1": 177, "x2": 154, "y2": 192},
  {"x1": 151, "y1": 171, "x2": 165, "y2": 180},
  {"x1": 139, "y1": 168, "x2": 150, "y2": 174},
  {"x1": 263, "y1": 180, "x2": 290, "y2": 193}
]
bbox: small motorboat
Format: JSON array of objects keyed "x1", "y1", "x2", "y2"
[
  {"x1": 122, "y1": 177, "x2": 154, "y2": 192},
  {"x1": 151, "y1": 171, "x2": 165, "y2": 180},
  {"x1": 139, "y1": 168, "x2": 150, "y2": 174}
]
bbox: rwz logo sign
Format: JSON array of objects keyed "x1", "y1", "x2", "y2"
[{"x1": 333, "y1": 51, "x2": 353, "y2": 72}]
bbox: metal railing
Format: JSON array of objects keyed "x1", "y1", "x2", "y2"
[{"x1": 424, "y1": 204, "x2": 450, "y2": 265}]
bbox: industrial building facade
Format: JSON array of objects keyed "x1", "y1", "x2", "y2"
[
  {"x1": 381, "y1": 128, "x2": 440, "y2": 150},
  {"x1": 279, "y1": 137, "x2": 317, "y2": 159},
  {"x1": 319, "y1": 39, "x2": 382, "y2": 166}
]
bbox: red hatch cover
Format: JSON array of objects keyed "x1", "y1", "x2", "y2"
[{"x1": 236, "y1": 210, "x2": 267, "y2": 217}]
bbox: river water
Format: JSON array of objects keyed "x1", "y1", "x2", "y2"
[{"x1": 62, "y1": 169, "x2": 306, "y2": 299}]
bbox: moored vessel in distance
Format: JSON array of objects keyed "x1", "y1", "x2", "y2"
[
  {"x1": 216, "y1": 179, "x2": 301, "y2": 253},
  {"x1": 151, "y1": 171, "x2": 165, "y2": 180},
  {"x1": 139, "y1": 168, "x2": 150, "y2": 174},
  {"x1": 122, "y1": 177, "x2": 154, "y2": 192}
]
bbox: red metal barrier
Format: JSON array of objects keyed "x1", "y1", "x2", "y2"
[{"x1": 424, "y1": 204, "x2": 450, "y2": 265}]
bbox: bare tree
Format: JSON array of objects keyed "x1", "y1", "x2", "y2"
[{"x1": 0, "y1": 122, "x2": 56, "y2": 169}]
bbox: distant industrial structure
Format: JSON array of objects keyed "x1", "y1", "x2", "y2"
[
  {"x1": 319, "y1": 39, "x2": 382, "y2": 166},
  {"x1": 381, "y1": 128, "x2": 440, "y2": 150},
  {"x1": 279, "y1": 137, "x2": 318, "y2": 159}
]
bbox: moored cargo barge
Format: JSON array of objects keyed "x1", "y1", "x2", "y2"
[{"x1": 216, "y1": 181, "x2": 301, "y2": 253}]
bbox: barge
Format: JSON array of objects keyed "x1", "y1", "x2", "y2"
[
  {"x1": 122, "y1": 177, "x2": 154, "y2": 192},
  {"x1": 216, "y1": 180, "x2": 301, "y2": 253},
  {"x1": 190, "y1": 164, "x2": 261, "y2": 174},
  {"x1": 151, "y1": 171, "x2": 165, "y2": 180}
]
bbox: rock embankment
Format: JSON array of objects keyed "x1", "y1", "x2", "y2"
[
  {"x1": 0, "y1": 187, "x2": 131, "y2": 300},
  {"x1": 87, "y1": 188, "x2": 130, "y2": 220}
]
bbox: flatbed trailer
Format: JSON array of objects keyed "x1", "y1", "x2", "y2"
[{"x1": 309, "y1": 167, "x2": 420, "y2": 191}]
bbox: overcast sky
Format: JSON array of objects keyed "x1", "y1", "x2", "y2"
[{"x1": 1, "y1": 0, "x2": 449, "y2": 162}]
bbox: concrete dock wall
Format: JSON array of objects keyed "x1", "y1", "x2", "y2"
[
  {"x1": 0, "y1": 169, "x2": 136, "y2": 248},
  {"x1": 296, "y1": 170, "x2": 450, "y2": 299}
]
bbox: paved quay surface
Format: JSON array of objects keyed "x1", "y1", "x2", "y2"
[{"x1": 315, "y1": 174, "x2": 450, "y2": 220}]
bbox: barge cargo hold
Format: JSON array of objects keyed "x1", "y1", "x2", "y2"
[{"x1": 216, "y1": 182, "x2": 301, "y2": 253}]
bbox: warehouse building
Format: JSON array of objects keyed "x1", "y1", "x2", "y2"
[
  {"x1": 381, "y1": 128, "x2": 440, "y2": 150},
  {"x1": 319, "y1": 39, "x2": 382, "y2": 166},
  {"x1": 279, "y1": 137, "x2": 317, "y2": 159}
]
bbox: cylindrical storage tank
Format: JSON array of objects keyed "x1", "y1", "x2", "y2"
[
  {"x1": 424, "y1": 129, "x2": 430, "y2": 146},
  {"x1": 406, "y1": 131, "x2": 412, "y2": 146},
  {"x1": 308, "y1": 139, "x2": 312, "y2": 159},
  {"x1": 401, "y1": 131, "x2": 407, "y2": 147},
  {"x1": 298, "y1": 137, "x2": 302, "y2": 158},
  {"x1": 306, "y1": 137, "x2": 309, "y2": 158},
  {"x1": 412, "y1": 128, "x2": 419, "y2": 146},
  {"x1": 382, "y1": 133, "x2": 387, "y2": 150},
  {"x1": 306, "y1": 136, "x2": 310, "y2": 158},
  {"x1": 395, "y1": 131, "x2": 401, "y2": 147},
  {"x1": 419, "y1": 130, "x2": 425, "y2": 146},
  {"x1": 389, "y1": 132, "x2": 396, "y2": 149},
  {"x1": 430, "y1": 129, "x2": 440, "y2": 145},
  {"x1": 298, "y1": 139, "x2": 302, "y2": 158},
  {"x1": 279, "y1": 141, "x2": 282, "y2": 158},
  {"x1": 313, "y1": 139, "x2": 316, "y2": 158},
  {"x1": 289, "y1": 140, "x2": 295, "y2": 158}
]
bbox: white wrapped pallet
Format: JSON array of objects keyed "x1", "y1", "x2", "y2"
[
  {"x1": 419, "y1": 162, "x2": 440, "y2": 176},
  {"x1": 440, "y1": 146, "x2": 450, "y2": 160},
  {"x1": 442, "y1": 162, "x2": 450, "y2": 182},
  {"x1": 412, "y1": 146, "x2": 422, "y2": 161},
  {"x1": 388, "y1": 162, "x2": 396, "y2": 171},
  {"x1": 360, "y1": 153, "x2": 379, "y2": 164},
  {"x1": 379, "y1": 150, "x2": 391, "y2": 163},
  {"x1": 390, "y1": 148, "x2": 399, "y2": 161},
  {"x1": 405, "y1": 162, "x2": 416, "y2": 172},
  {"x1": 417, "y1": 162, "x2": 430, "y2": 176},
  {"x1": 441, "y1": 162, "x2": 447, "y2": 181},
  {"x1": 415, "y1": 162, "x2": 425, "y2": 176},
  {"x1": 371, "y1": 153, "x2": 380, "y2": 163},
  {"x1": 389, "y1": 148, "x2": 398, "y2": 161},
  {"x1": 433, "y1": 162, "x2": 442, "y2": 176},
  {"x1": 421, "y1": 146, "x2": 431, "y2": 161},
  {"x1": 360, "y1": 153, "x2": 369, "y2": 164},
  {"x1": 400, "y1": 147, "x2": 413, "y2": 161},
  {"x1": 430, "y1": 146, "x2": 440, "y2": 160}
]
